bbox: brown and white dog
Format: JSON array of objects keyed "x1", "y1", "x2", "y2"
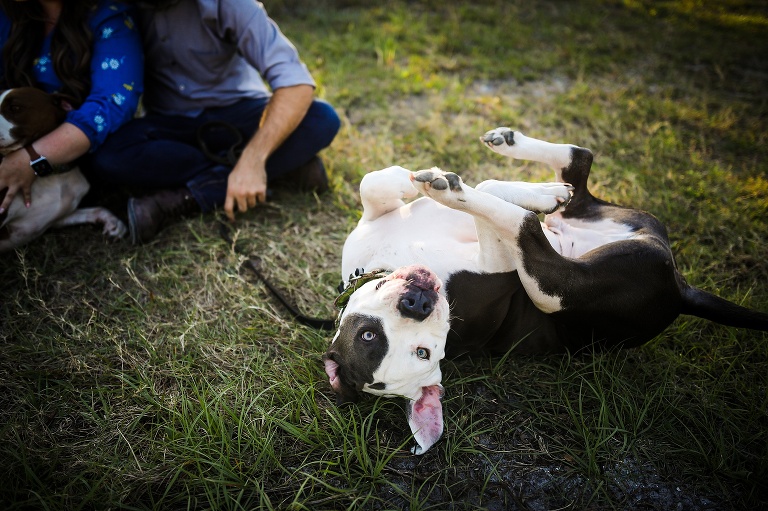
[
  {"x1": 0, "y1": 87, "x2": 126, "y2": 252},
  {"x1": 324, "y1": 128, "x2": 768, "y2": 455}
]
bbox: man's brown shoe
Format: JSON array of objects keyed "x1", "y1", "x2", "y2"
[
  {"x1": 290, "y1": 156, "x2": 329, "y2": 193},
  {"x1": 127, "y1": 187, "x2": 200, "y2": 245}
]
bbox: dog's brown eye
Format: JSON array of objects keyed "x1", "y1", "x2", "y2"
[
  {"x1": 361, "y1": 331, "x2": 376, "y2": 341},
  {"x1": 375, "y1": 280, "x2": 384, "y2": 290},
  {"x1": 416, "y1": 347, "x2": 430, "y2": 360}
]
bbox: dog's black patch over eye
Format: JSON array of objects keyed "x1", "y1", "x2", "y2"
[
  {"x1": 326, "y1": 314, "x2": 389, "y2": 402},
  {"x1": 416, "y1": 347, "x2": 430, "y2": 360}
]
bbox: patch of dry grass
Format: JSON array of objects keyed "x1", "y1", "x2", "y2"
[{"x1": 2, "y1": 1, "x2": 767, "y2": 509}]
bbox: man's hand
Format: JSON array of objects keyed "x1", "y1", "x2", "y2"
[
  {"x1": 223, "y1": 158, "x2": 268, "y2": 222},
  {"x1": 221, "y1": 84, "x2": 314, "y2": 222},
  {"x1": 0, "y1": 149, "x2": 35, "y2": 214}
]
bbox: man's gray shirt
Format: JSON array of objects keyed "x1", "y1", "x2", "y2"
[{"x1": 139, "y1": 0, "x2": 316, "y2": 117}]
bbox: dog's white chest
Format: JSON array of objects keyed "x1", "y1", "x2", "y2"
[{"x1": 341, "y1": 198, "x2": 481, "y2": 281}]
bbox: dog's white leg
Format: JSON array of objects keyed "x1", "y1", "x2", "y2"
[
  {"x1": 412, "y1": 168, "x2": 569, "y2": 314},
  {"x1": 53, "y1": 207, "x2": 127, "y2": 238},
  {"x1": 481, "y1": 128, "x2": 584, "y2": 183},
  {"x1": 475, "y1": 180, "x2": 573, "y2": 214},
  {"x1": 0, "y1": 196, "x2": 39, "y2": 251},
  {"x1": 359, "y1": 166, "x2": 419, "y2": 222},
  {"x1": 0, "y1": 170, "x2": 127, "y2": 251}
]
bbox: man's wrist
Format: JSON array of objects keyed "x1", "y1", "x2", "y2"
[{"x1": 244, "y1": 149, "x2": 269, "y2": 168}]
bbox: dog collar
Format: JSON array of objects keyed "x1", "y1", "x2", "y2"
[{"x1": 334, "y1": 268, "x2": 390, "y2": 323}]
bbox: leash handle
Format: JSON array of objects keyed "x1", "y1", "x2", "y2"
[{"x1": 197, "y1": 121, "x2": 243, "y2": 166}]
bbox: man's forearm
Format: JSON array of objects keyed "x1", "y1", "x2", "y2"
[
  {"x1": 239, "y1": 84, "x2": 315, "y2": 166},
  {"x1": 222, "y1": 84, "x2": 315, "y2": 220}
]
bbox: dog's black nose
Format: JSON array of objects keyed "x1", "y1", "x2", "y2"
[{"x1": 398, "y1": 285, "x2": 436, "y2": 321}]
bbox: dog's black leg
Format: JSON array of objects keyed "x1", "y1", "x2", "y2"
[{"x1": 412, "y1": 166, "x2": 682, "y2": 350}]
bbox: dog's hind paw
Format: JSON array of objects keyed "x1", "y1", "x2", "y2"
[
  {"x1": 54, "y1": 207, "x2": 127, "y2": 240},
  {"x1": 102, "y1": 216, "x2": 127, "y2": 239},
  {"x1": 530, "y1": 183, "x2": 574, "y2": 214}
]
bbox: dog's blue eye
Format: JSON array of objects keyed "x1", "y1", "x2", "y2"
[
  {"x1": 361, "y1": 331, "x2": 376, "y2": 341},
  {"x1": 416, "y1": 347, "x2": 430, "y2": 360}
]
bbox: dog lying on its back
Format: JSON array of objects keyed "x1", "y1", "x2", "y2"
[
  {"x1": 0, "y1": 87, "x2": 126, "y2": 252},
  {"x1": 323, "y1": 127, "x2": 768, "y2": 455}
]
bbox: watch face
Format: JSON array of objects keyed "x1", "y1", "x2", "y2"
[{"x1": 31, "y1": 158, "x2": 54, "y2": 177}]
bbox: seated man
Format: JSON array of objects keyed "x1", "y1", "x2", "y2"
[{"x1": 86, "y1": 0, "x2": 341, "y2": 244}]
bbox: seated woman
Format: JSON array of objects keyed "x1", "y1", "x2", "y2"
[{"x1": 0, "y1": 0, "x2": 143, "y2": 217}]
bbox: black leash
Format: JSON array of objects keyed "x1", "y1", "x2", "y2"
[
  {"x1": 218, "y1": 218, "x2": 338, "y2": 331},
  {"x1": 200, "y1": 121, "x2": 387, "y2": 332},
  {"x1": 218, "y1": 219, "x2": 389, "y2": 332},
  {"x1": 197, "y1": 120, "x2": 244, "y2": 165},
  {"x1": 199, "y1": 120, "x2": 337, "y2": 330}
]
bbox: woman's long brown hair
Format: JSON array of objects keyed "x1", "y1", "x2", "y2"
[{"x1": 1, "y1": 0, "x2": 100, "y2": 106}]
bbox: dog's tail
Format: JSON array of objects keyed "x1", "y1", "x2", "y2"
[{"x1": 681, "y1": 286, "x2": 768, "y2": 331}]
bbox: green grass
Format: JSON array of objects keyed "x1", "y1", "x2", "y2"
[{"x1": 1, "y1": 0, "x2": 767, "y2": 509}]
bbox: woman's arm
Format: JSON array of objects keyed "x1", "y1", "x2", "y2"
[
  {"x1": 0, "y1": 3, "x2": 143, "y2": 213},
  {"x1": 64, "y1": 3, "x2": 143, "y2": 152},
  {"x1": 0, "y1": 123, "x2": 90, "y2": 213}
]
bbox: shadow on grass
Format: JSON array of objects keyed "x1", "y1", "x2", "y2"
[{"x1": 1, "y1": 1, "x2": 767, "y2": 509}]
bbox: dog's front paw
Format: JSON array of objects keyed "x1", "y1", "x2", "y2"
[
  {"x1": 359, "y1": 165, "x2": 418, "y2": 201},
  {"x1": 411, "y1": 168, "x2": 470, "y2": 208},
  {"x1": 481, "y1": 127, "x2": 516, "y2": 151},
  {"x1": 412, "y1": 167, "x2": 463, "y2": 193}
]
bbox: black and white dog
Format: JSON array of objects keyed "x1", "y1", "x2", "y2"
[{"x1": 323, "y1": 128, "x2": 768, "y2": 455}]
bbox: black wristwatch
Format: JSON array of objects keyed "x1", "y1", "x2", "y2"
[{"x1": 25, "y1": 144, "x2": 55, "y2": 177}]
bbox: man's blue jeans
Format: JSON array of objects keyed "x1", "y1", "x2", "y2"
[{"x1": 85, "y1": 98, "x2": 341, "y2": 212}]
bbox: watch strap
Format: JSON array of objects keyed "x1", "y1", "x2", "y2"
[
  {"x1": 24, "y1": 144, "x2": 43, "y2": 162},
  {"x1": 23, "y1": 144, "x2": 71, "y2": 176}
]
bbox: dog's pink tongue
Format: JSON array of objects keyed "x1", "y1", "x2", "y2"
[
  {"x1": 324, "y1": 358, "x2": 341, "y2": 391},
  {"x1": 407, "y1": 385, "x2": 444, "y2": 455}
]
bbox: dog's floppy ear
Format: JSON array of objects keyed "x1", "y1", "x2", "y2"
[
  {"x1": 323, "y1": 354, "x2": 361, "y2": 405},
  {"x1": 407, "y1": 384, "x2": 444, "y2": 455}
]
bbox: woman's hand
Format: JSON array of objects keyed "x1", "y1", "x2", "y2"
[
  {"x1": 0, "y1": 148, "x2": 35, "y2": 214},
  {"x1": 0, "y1": 122, "x2": 93, "y2": 214}
]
